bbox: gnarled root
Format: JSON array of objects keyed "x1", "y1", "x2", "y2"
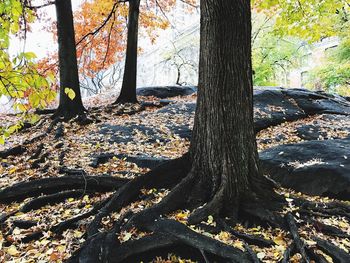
[
  {"x1": 86, "y1": 155, "x2": 191, "y2": 237},
  {"x1": 0, "y1": 175, "x2": 128, "y2": 203},
  {"x1": 4, "y1": 151, "x2": 349, "y2": 263}
]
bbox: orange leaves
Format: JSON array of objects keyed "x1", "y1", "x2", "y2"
[
  {"x1": 72, "y1": 0, "x2": 178, "y2": 77},
  {"x1": 74, "y1": 1, "x2": 126, "y2": 76}
]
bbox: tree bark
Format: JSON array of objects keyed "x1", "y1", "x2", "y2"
[
  {"x1": 54, "y1": 0, "x2": 85, "y2": 118},
  {"x1": 115, "y1": 0, "x2": 140, "y2": 104},
  {"x1": 189, "y1": 0, "x2": 269, "y2": 217}
]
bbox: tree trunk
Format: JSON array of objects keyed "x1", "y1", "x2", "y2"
[
  {"x1": 189, "y1": 0, "x2": 272, "y2": 219},
  {"x1": 54, "y1": 0, "x2": 85, "y2": 119},
  {"x1": 115, "y1": 0, "x2": 140, "y2": 104}
]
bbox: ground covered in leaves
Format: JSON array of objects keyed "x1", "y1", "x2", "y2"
[{"x1": 1, "y1": 87, "x2": 350, "y2": 262}]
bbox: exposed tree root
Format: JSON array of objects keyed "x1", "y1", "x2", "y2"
[
  {"x1": 218, "y1": 218, "x2": 275, "y2": 247},
  {"x1": 3, "y1": 153, "x2": 350, "y2": 262},
  {"x1": 20, "y1": 190, "x2": 86, "y2": 212},
  {"x1": 122, "y1": 171, "x2": 197, "y2": 231},
  {"x1": 0, "y1": 175, "x2": 128, "y2": 203},
  {"x1": 76, "y1": 219, "x2": 252, "y2": 263},
  {"x1": 0, "y1": 117, "x2": 58, "y2": 160},
  {"x1": 55, "y1": 122, "x2": 64, "y2": 139},
  {"x1": 285, "y1": 212, "x2": 310, "y2": 263},
  {"x1": 50, "y1": 197, "x2": 111, "y2": 234},
  {"x1": 86, "y1": 155, "x2": 190, "y2": 237},
  {"x1": 314, "y1": 237, "x2": 350, "y2": 263},
  {"x1": 280, "y1": 241, "x2": 296, "y2": 263},
  {"x1": 34, "y1": 108, "x2": 57, "y2": 115},
  {"x1": 284, "y1": 212, "x2": 348, "y2": 263},
  {"x1": 12, "y1": 219, "x2": 37, "y2": 229},
  {"x1": 143, "y1": 219, "x2": 251, "y2": 262},
  {"x1": 237, "y1": 199, "x2": 285, "y2": 228},
  {"x1": 2, "y1": 197, "x2": 113, "y2": 246},
  {"x1": 28, "y1": 143, "x2": 44, "y2": 160},
  {"x1": 308, "y1": 219, "x2": 350, "y2": 239},
  {"x1": 305, "y1": 247, "x2": 328, "y2": 263},
  {"x1": 0, "y1": 145, "x2": 25, "y2": 158},
  {"x1": 50, "y1": 105, "x2": 87, "y2": 121},
  {"x1": 297, "y1": 199, "x2": 350, "y2": 221},
  {"x1": 23, "y1": 132, "x2": 48, "y2": 146},
  {"x1": 20, "y1": 231, "x2": 44, "y2": 243},
  {"x1": 106, "y1": 102, "x2": 145, "y2": 116},
  {"x1": 30, "y1": 151, "x2": 50, "y2": 169},
  {"x1": 243, "y1": 242, "x2": 260, "y2": 263}
]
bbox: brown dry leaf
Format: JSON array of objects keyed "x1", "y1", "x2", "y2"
[{"x1": 50, "y1": 251, "x2": 61, "y2": 261}]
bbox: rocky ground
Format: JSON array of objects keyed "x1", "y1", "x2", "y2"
[{"x1": 0, "y1": 86, "x2": 350, "y2": 262}]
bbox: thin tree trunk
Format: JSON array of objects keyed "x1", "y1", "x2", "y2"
[
  {"x1": 54, "y1": 0, "x2": 85, "y2": 119},
  {"x1": 190, "y1": 0, "x2": 264, "y2": 213},
  {"x1": 115, "y1": 0, "x2": 140, "y2": 104}
]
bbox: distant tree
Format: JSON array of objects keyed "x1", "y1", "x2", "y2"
[
  {"x1": 253, "y1": 0, "x2": 349, "y2": 89},
  {"x1": 115, "y1": 0, "x2": 141, "y2": 103},
  {"x1": 53, "y1": 0, "x2": 85, "y2": 119},
  {"x1": 161, "y1": 42, "x2": 198, "y2": 86},
  {"x1": 254, "y1": 0, "x2": 348, "y2": 42},
  {"x1": 309, "y1": 7, "x2": 350, "y2": 96}
]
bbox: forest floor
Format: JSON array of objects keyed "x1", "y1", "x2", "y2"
[{"x1": 1, "y1": 87, "x2": 350, "y2": 262}]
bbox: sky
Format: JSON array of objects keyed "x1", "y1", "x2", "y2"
[
  {"x1": 2, "y1": 1, "x2": 84, "y2": 113},
  {"x1": 10, "y1": 0, "x2": 84, "y2": 59}
]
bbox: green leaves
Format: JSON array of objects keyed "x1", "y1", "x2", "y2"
[
  {"x1": 0, "y1": 122, "x2": 23, "y2": 145},
  {"x1": 255, "y1": 0, "x2": 349, "y2": 42},
  {"x1": 64, "y1": 88, "x2": 76, "y2": 100},
  {"x1": 0, "y1": 0, "x2": 57, "y2": 144},
  {"x1": 252, "y1": 12, "x2": 304, "y2": 86}
]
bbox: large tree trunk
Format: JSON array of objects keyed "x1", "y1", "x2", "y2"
[
  {"x1": 115, "y1": 0, "x2": 140, "y2": 104},
  {"x1": 189, "y1": 0, "x2": 273, "y2": 220},
  {"x1": 54, "y1": 0, "x2": 85, "y2": 119}
]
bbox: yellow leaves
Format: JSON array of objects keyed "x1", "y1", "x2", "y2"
[
  {"x1": 64, "y1": 88, "x2": 76, "y2": 100},
  {"x1": 119, "y1": 4, "x2": 129, "y2": 17},
  {"x1": 174, "y1": 211, "x2": 189, "y2": 223},
  {"x1": 273, "y1": 234, "x2": 287, "y2": 246},
  {"x1": 338, "y1": 220, "x2": 348, "y2": 229},
  {"x1": 15, "y1": 211, "x2": 24, "y2": 216},
  {"x1": 56, "y1": 245, "x2": 66, "y2": 253},
  {"x1": 206, "y1": 215, "x2": 217, "y2": 227},
  {"x1": 40, "y1": 239, "x2": 50, "y2": 246},
  {"x1": 9, "y1": 167, "x2": 17, "y2": 174},
  {"x1": 73, "y1": 230, "x2": 84, "y2": 238},
  {"x1": 83, "y1": 195, "x2": 90, "y2": 202},
  {"x1": 217, "y1": 231, "x2": 230, "y2": 241},
  {"x1": 232, "y1": 240, "x2": 244, "y2": 250},
  {"x1": 7, "y1": 245, "x2": 19, "y2": 256}
]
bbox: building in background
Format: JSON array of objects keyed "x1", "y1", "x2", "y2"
[
  {"x1": 289, "y1": 37, "x2": 339, "y2": 88},
  {"x1": 137, "y1": 3, "x2": 340, "y2": 90},
  {"x1": 138, "y1": 2, "x2": 200, "y2": 87}
]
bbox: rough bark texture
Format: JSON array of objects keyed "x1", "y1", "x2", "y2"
[
  {"x1": 54, "y1": 0, "x2": 85, "y2": 118},
  {"x1": 115, "y1": 0, "x2": 140, "y2": 104},
  {"x1": 188, "y1": 0, "x2": 275, "y2": 222}
]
